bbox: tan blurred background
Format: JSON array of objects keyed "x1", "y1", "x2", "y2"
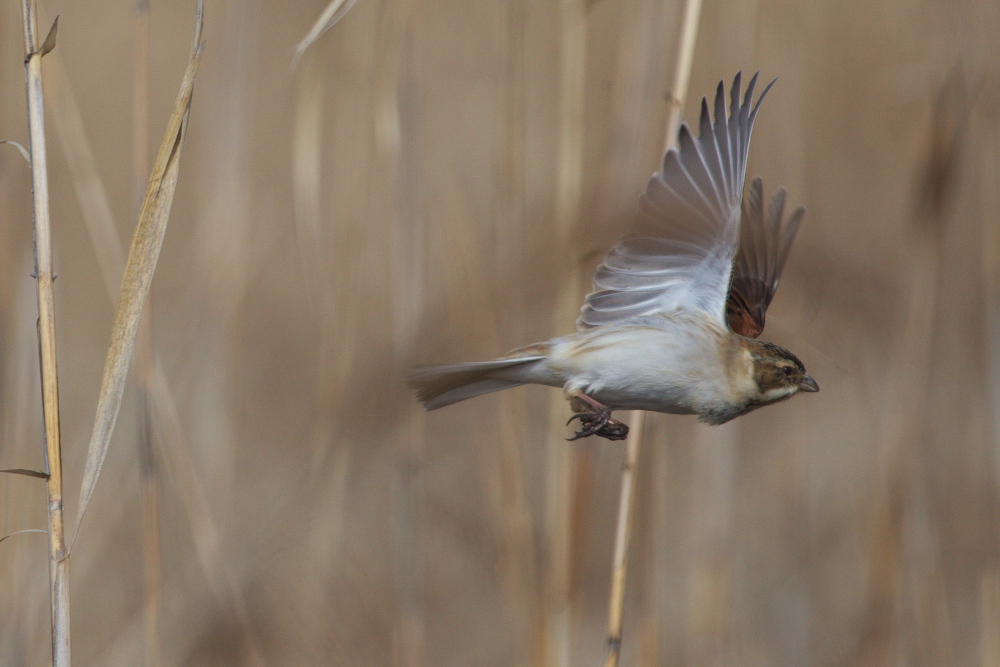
[{"x1": 1, "y1": 0, "x2": 999, "y2": 665}]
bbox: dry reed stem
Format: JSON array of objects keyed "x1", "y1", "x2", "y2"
[
  {"x1": 46, "y1": 55, "x2": 125, "y2": 297},
  {"x1": 290, "y1": 39, "x2": 342, "y2": 486},
  {"x1": 44, "y1": 17, "x2": 219, "y2": 659},
  {"x1": 47, "y1": 36, "x2": 165, "y2": 637},
  {"x1": 662, "y1": 0, "x2": 702, "y2": 155},
  {"x1": 49, "y1": 24, "x2": 217, "y2": 664},
  {"x1": 594, "y1": 1, "x2": 664, "y2": 661},
  {"x1": 292, "y1": 0, "x2": 358, "y2": 68},
  {"x1": 594, "y1": 2, "x2": 678, "y2": 659},
  {"x1": 48, "y1": 37, "x2": 163, "y2": 660},
  {"x1": 984, "y1": 93, "x2": 1000, "y2": 667},
  {"x1": 384, "y1": 5, "x2": 425, "y2": 663},
  {"x1": 147, "y1": 360, "x2": 266, "y2": 665},
  {"x1": 291, "y1": 42, "x2": 357, "y2": 553},
  {"x1": 292, "y1": 52, "x2": 326, "y2": 288},
  {"x1": 493, "y1": 2, "x2": 542, "y2": 659},
  {"x1": 603, "y1": 0, "x2": 702, "y2": 664},
  {"x1": 132, "y1": 0, "x2": 151, "y2": 215},
  {"x1": 73, "y1": 0, "x2": 203, "y2": 543},
  {"x1": 858, "y1": 76, "x2": 970, "y2": 662},
  {"x1": 981, "y1": 572, "x2": 1000, "y2": 666},
  {"x1": 20, "y1": 2, "x2": 69, "y2": 664},
  {"x1": 90, "y1": 355, "x2": 267, "y2": 665},
  {"x1": 432, "y1": 171, "x2": 541, "y2": 663},
  {"x1": 131, "y1": 2, "x2": 161, "y2": 665},
  {"x1": 48, "y1": 21, "x2": 233, "y2": 658},
  {"x1": 545, "y1": 0, "x2": 586, "y2": 663},
  {"x1": 603, "y1": 411, "x2": 643, "y2": 667}
]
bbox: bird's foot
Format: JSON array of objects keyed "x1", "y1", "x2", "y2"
[{"x1": 566, "y1": 408, "x2": 629, "y2": 441}]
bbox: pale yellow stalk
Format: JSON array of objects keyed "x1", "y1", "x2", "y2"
[
  {"x1": 545, "y1": 0, "x2": 586, "y2": 664},
  {"x1": 19, "y1": 3, "x2": 69, "y2": 664},
  {"x1": 604, "y1": 0, "x2": 702, "y2": 665}
]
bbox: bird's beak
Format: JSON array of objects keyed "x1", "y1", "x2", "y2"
[{"x1": 798, "y1": 375, "x2": 819, "y2": 392}]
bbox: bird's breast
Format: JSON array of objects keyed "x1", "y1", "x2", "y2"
[{"x1": 546, "y1": 314, "x2": 744, "y2": 413}]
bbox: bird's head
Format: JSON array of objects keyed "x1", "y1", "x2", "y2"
[{"x1": 744, "y1": 340, "x2": 818, "y2": 404}]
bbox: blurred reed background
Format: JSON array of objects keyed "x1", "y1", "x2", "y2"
[{"x1": 1, "y1": 0, "x2": 999, "y2": 665}]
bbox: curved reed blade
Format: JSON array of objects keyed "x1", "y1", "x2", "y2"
[
  {"x1": 291, "y1": 0, "x2": 358, "y2": 68},
  {"x1": 0, "y1": 468, "x2": 49, "y2": 479},
  {"x1": 0, "y1": 528, "x2": 48, "y2": 546},
  {"x1": 72, "y1": 0, "x2": 204, "y2": 547}
]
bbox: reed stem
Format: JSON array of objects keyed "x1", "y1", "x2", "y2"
[
  {"x1": 603, "y1": 411, "x2": 644, "y2": 667},
  {"x1": 131, "y1": 2, "x2": 161, "y2": 665},
  {"x1": 545, "y1": 0, "x2": 587, "y2": 664},
  {"x1": 602, "y1": 0, "x2": 702, "y2": 663},
  {"x1": 20, "y1": 1, "x2": 70, "y2": 664}
]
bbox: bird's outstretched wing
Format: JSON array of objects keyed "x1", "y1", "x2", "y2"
[
  {"x1": 578, "y1": 72, "x2": 774, "y2": 329},
  {"x1": 725, "y1": 177, "x2": 805, "y2": 338}
]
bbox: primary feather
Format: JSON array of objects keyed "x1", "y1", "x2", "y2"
[
  {"x1": 578, "y1": 72, "x2": 775, "y2": 329},
  {"x1": 726, "y1": 177, "x2": 806, "y2": 338}
]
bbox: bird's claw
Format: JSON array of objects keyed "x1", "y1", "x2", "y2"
[{"x1": 566, "y1": 408, "x2": 629, "y2": 441}]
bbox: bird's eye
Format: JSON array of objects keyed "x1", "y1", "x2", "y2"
[{"x1": 781, "y1": 366, "x2": 794, "y2": 377}]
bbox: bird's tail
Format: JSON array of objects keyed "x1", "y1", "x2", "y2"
[{"x1": 408, "y1": 356, "x2": 545, "y2": 410}]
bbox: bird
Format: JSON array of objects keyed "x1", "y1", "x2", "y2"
[{"x1": 409, "y1": 72, "x2": 818, "y2": 441}]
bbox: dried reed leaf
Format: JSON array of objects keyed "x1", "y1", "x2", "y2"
[
  {"x1": 291, "y1": 0, "x2": 358, "y2": 68},
  {"x1": 72, "y1": 2, "x2": 204, "y2": 545},
  {"x1": 0, "y1": 468, "x2": 49, "y2": 479},
  {"x1": 0, "y1": 528, "x2": 48, "y2": 545},
  {"x1": 38, "y1": 16, "x2": 57, "y2": 58},
  {"x1": 0, "y1": 140, "x2": 30, "y2": 164}
]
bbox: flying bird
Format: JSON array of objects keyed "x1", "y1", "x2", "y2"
[{"x1": 409, "y1": 72, "x2": 817, "y2": 440}]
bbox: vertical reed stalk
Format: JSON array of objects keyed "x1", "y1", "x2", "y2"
[
  {"x1": 858, "y1": 73, "x2": 968, "y2": 664},
  {"x1": 20, "y1": 2, "x2": 69, "y2": 664},
  {"x1": 131, "y1": 2, "x2": 161, "y2": 665},
  {"x1": 603, "y1": 411, "x2": 643, "y2": 667},
  {"x1": 603, "y1": 1, "x2": 701, "y2": 664},
  {"x1": 662, "y1": 0, "x2": 702, "y2": 154},
  {"x1": 489, "y1": 2, "x2": 541, "y2": 658},
  {"x1": 981, "y1": 572, "x2": 1000, "y2": 667},
  {"x1": 546, "y1": 0, "x2": 586, "y2": 664},
  {"x1": 382, "y1": 3, "x2": 424, "y2": 664}
]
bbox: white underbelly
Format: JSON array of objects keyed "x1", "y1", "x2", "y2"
[{"x1": 543, "y1": 321, "x2": 730, "y2": 413}]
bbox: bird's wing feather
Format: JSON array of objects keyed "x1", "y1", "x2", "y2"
[
  {"x1": 578, "y1": 72, "x2": 775, "y2": 330},
  {"x1": 725, "y1": 177, "x2": 805, "y2": 338}
]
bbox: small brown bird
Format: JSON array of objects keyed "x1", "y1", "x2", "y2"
[{"x1": 410, "y1": 73, "x2": 818, "y2": 440}]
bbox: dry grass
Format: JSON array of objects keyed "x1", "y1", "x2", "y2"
[
  {"x1": 1, "y1": 0, "x2": 1000, "y2": 665},
  {"x1": 18, "y1": 2, "x2": 69, "y2": 663},
  {"x1": 73, "y1": 0, "x2": 202, "y2": 548},
  {"x1": 604, "y1": 1, "x2": 701, "y2": 663}
]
